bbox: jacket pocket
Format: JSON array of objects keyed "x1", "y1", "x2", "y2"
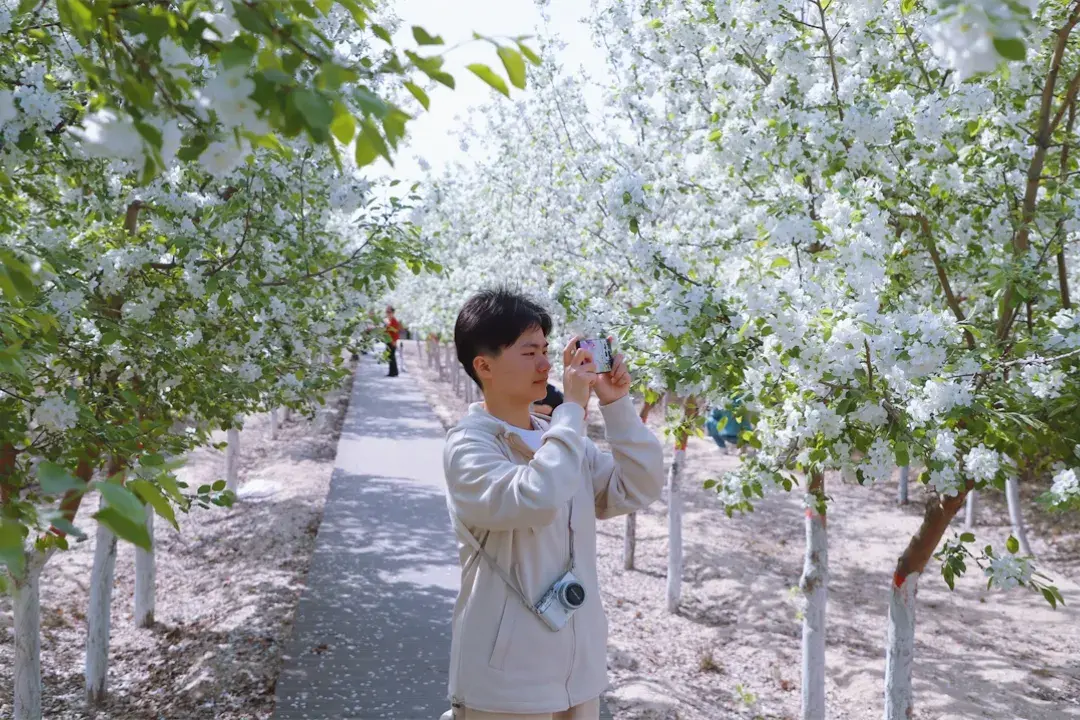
[{"x1": 488, "y1": 594, "x2": 518, "y2": 670}]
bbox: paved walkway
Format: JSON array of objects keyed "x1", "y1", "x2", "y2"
[
  {"x1": 274, "y1": 356, "x2": 612, "y2": 720},
  {"x1": 274, "y1": 359, "x2": 457, "y2": 719}
]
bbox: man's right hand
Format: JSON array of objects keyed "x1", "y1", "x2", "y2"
[{"x1": 562, "y1": 337, "x2": 597, "y2": 409}]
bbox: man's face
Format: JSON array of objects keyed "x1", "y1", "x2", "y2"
[{"x1": 476, "y1": 325, "x2": 551, "y2": 404}]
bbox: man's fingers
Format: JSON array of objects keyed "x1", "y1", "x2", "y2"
[{"x1": 563, "y1": 336, "x2": 584, "y2": 366}]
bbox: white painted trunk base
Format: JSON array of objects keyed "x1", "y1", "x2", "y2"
[
  {"x1": 270, "y1": 409, "x2": 279, "y2": 439},
  {"x1": 86, "y1": 499, "x2": 119, "y2": 704},
  {"x1": 13, "y1": 560, "x2": 43, "y2": 720},
  {"x1": 135, "y1": 510, "x2": 155, "y2": 627},
  {"x1": 666, "y1": 448, "x2": 685, "y2": 614},
  {"x1": 897, "y1": 466, "x2": 909, "y2": 505},
  {"x1": 623, "y1": 512, "x2": 637, "y2": 570},
  {"x1": 1006, "y1": 477, "x2": 1033, "y2": 556},
  {"x1": 225, "y1": 427, "x2": 240, "y2": 492},
  {"x1": 964, "y1": 490, "x2": 977, "y2": 530},
  {"x1": 800, "y1": 510, "x2": 828, "y2": 720},
  {"x1": 884, "y1": 572, "x2": 919, "y2": 720}
]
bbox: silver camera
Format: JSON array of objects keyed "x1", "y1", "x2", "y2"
[{"x1": 534, "y1": 570, "x2": 587, "y2": 631}]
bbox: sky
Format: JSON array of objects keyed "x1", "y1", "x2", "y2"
[{"x1": 380, "y1": 0, "x2": 607, "y2": 183}]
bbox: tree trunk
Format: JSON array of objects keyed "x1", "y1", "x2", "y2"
[
  {"x1": 13, "y1": 556, "x2": 45, "y2": 720},
  {"x1": 270, "y1": 409, "x2": 279, "y2": 439},
  {"x1": 801, "y1": 470, "x2": 828, "y2": 720},
  {"x1": 884, "y1": 487, "x2": 969, "y2": 719},
  {"x1": 623, "y1": 512, "x2": 636, "y2": 570},
  {"x1": 86, "y1": 493, "x2": 119, "y2": 704},
  {"x1": 897, "y1": 466, "x2": 909, "y2": 506},
  {"x1": 1006, "y1": 473, "x2": 1033, "y2": 556},
  {"x1": 964, "y1": 490, "x2": 976, "y2": 530},
  {"x1": 225, "y1": 427, "x2": 240, "y2": 492},
  {"x1": 666, "y1": 440, "x2": 686, "y2": 614},
  {"x1": 884, "y1": 572, "x2": 918, "y2": 720},
  {"x1": 134, "y1": 510, "x2": 155, "y2": 628}
]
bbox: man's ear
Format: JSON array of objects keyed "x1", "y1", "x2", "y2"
[{"x1": 473, "y1": 354, "x2": 492, "y2": 383}]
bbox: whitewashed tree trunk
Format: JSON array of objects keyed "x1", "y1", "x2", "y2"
[
  {"x1": 86, "y1": 495, "x2": 119, "y2": 704},
  {"x1": 1006, "y1": 475, "x2": 1033, "y2": 556},
  {"x1": 623, "y1": 512, "x2": 637, "y2": 570},
  {"x1": 964, "y1": 490, "x2": 976, "y2": 530},
  {"x1": 666, "y1": 445, "x2": 685, "y2": 614},
  {"x1": 13, "y1": 556, "x2": 45, "y2": 720},
  {"x1": 134, "y1": 509, "x2": 155, "y2": 628},
  {"x1": 283, "y1": 406, "x2": 291, "y2": 422},
  {"x1": 800, "y1": 471, "x2": 828, "y2": 720},
  {"x1": 270, "y1": 408, "x2": 279, "y2": 439},
  {"x1": 225, "y1": 427, "x2": 240, "y2": 492},
  {"x1": 884, "y1": 572, "x2": 919, "y2": 720},
  {"x1": 897, "y1": 466, "x2": 909, "y2": 505},
  {"x1": 444, "y1": 344, "x2": 453, "y2": 382}
]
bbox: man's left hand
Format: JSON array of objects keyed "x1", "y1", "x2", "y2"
[{"x1": 594, "y1": 339, "x2": 632, "y2": 405}]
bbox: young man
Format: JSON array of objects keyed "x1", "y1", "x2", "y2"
[
  {"x1": 442, "y1": 289, "x2": 665, "y2": 719},
  {"x1": 384, "y1": 305, "x2": 403, "y2": 377}
]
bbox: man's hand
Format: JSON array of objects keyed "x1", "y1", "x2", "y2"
[
  {"x1": 562, "y1": 337, "x2": 597, "y2": 409},
  {"x1": 594, "y1": 336, "x2": 631, "y2": 405}
]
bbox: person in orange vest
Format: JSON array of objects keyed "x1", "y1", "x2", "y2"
[{"x1": 385, "y1": 305, "x2": 403, "y2": 377}]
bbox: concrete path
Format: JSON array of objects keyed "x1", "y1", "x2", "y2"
[
  {"x1": 273, "y1": 359, "x2": 457, "y2": 719},
  {"x1": 273, "y1": 356, "x2": 613, "y2": 719}
]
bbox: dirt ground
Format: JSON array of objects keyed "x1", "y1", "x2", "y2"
[
  {"x1": 0, "y1": 368, "x2": 353, "y2": 720},
  {"x1": 405, "y1": 340, "x2": 1080, "y2": 720}
]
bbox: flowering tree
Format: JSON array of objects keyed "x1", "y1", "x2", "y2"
[
  {"x1": 398, "y1": 1, "x2": 1080, "y2": 719},
  {"x1": 0, "y1": 2, "x2": 540, "y2": 717}
]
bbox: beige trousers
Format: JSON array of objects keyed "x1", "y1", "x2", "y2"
[{"x1": 457, "y1": 698, "x2": 600, "y2": 720}]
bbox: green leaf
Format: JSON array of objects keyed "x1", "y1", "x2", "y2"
[
  {"x1": 1006, "y1": 535, "x2": 1020, "y2": 554},
  {"x1": 894, "y1": 442, "x2": 910, "y2": 468},
  {"x1": 95, "y1": 482, "x2": 147, "y2": 525},
  {"x1": 770, "y1": 257, "x2": 791, "y2": 269},
  {"x1": 221, "y1": 40, "x2": 256, "y2": 70},
  {"x1": 330, "y1": 106, "x2": 356, "y2": 144},
  {"x1": 404, "y1": 81, "x2": 430, "y2": 110},
  {"x1": 293, "y1": 89, "x2": 334, "y2": 130},
  {"x1": 0, "y1": 519, "x2": 25, "y2": 577},
  {"x1": 38, "y1": 461, "x2": 86, "y2": 495},
  {"x1": 128, "y1": 479, "x2": 179, "y2": 531},
  {"x1": 960, "y1": 532, "x2": 976, "y2": 543},
  {"x1": 468, "y1": 63, "x2": 509, "y2": 97},
  {"x1": 993, "y1": 37, "x2": 1026, "y2": 62},
  {"x1": 497, "y1": 47, "x2": 527, "y2": 89},
  {"x1": 370, "y1": 24, "x2": 393, "y2": 43},
  {"x1": 354, "y1": 120, "x2": 389, "y2": 167},
  {"x1": 94, "y1": 507, "x2": 151, "y2": 550},
  {"x1": 412, "y1": 26, "x2": 444, "y2": 45},
  {"x1": 518, "y1": 41, "x2": 541, "y2": 66},
  {"x1": 942, "y1": 564, "x2": 955, "y2": 591},
  {"x1": 901, "y1": 0, "x2": 916, "y2": 15}
]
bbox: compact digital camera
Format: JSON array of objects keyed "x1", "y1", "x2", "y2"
[
  {"x1": 575, "y1": 337, "x2": 613, "y2": 374},
  {"x1": 534, "y1": 570, "x2": 587, "y2": 631}
]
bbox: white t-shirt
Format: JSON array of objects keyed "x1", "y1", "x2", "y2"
[
  {"x1": 499, "y1": 419, "x2": 545, "y2": 452},
  {"x1": 517, "y1": 427, "x2": 545, "y2": 452}
]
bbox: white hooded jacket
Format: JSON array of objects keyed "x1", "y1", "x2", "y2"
[{"x1": 443, "y1": 395, "x2": 665, "y2": 713}]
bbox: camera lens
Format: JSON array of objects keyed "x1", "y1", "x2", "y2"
[{"x1": 560, "y1": 581, "x2": 586, "y2": 608}]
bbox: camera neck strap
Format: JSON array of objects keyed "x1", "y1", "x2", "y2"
[{"x1": 447, "y1": 498, "x2": 575, "y2": 619}]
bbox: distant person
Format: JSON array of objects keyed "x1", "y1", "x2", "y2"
[
  {"x1": 384, "y1": 305, "x2": 402, "y2": 377},
  {"x1": 531, "y1": 382, "x2": 564, "y2": 417},
  {"x1": 441, "y1": 288, "x2": 664, "y2": 720},
  {"x1": 705, "y1": 398, "x2": 751, "y2": 451}
]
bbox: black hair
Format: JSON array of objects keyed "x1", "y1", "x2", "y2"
[{"x1": 454, "y1": 287, "x2": 552, "y2": 388}]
